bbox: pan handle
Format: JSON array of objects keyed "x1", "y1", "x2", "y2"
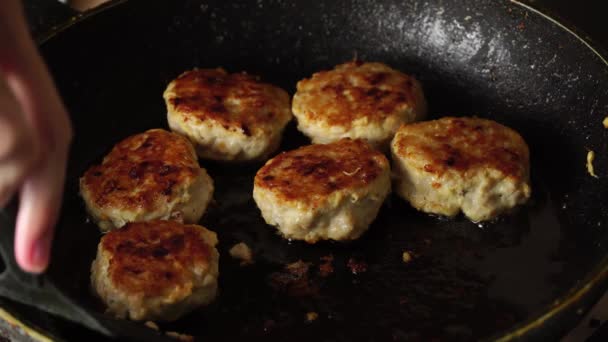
[{"x1": 22, "y1": 0, "x2": 81, "y2": 41}]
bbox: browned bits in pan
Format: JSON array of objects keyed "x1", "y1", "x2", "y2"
[
  {"x1": 347, "y1": 257, "x2": 368, "y2": 274},
  {"x1": 319, "y1": 254, "x2": 335, "y2": 277},
  {"x1": 268, "y1": 260, "x2": 319, "y2": 297}
]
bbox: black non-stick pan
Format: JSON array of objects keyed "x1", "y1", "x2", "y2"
[{"x1": 1, "y1": 0, "x2": 608, "y2": 340}]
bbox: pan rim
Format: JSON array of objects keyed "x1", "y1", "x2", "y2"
[
  {"x1": 510, "y1": 0, "x2": 608, "y2": 68},
  {"x1": 19, "y1": 0, "x2": 608, "y2": 340},
  {"x1": 495, "y1": 3, "x2": 608, "y2": 340}
]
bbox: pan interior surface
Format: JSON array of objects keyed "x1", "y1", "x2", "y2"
[{"x1": 35, "y1": 0, "x2": 608, "y2": 340}]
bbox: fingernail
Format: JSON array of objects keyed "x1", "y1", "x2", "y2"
[{"x1": 30, "y1": 236, "x2": 51, "y2": 273}]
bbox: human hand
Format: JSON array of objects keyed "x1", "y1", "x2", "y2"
[{"x1": 1, "y1": 0, "x2": 73, "y2": 273}]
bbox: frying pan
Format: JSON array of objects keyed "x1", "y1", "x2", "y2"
[{"x1": 1, "y1": 0, "x2": 608, "y2": 340}]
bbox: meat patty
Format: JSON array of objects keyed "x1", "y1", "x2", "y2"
[
  {"x1": 253, "y1": 138, "x2": 391, "y2": 242},
  {"x1": 80, "y1": 129, "x2": 214, "y2": 232},
  {"x1": 91, "y1": 220, "x2": 219, "y2": 321},
  {"x1": 164, "y1": 68, "x2": 292, "y2": 161},
  {"x1": 391, "y1": 117, "x2": 531, "y2": 222},
  {"x1": 292, "y1": 61, "x2": 427, "y2": 149}
]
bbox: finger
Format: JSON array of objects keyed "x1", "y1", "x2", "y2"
[
  {"x1": 14, "y1": 148, "x2": 68, "y2": 274},
  {"x1": 8, "y1": 66, "x2": 71, "y2": 272},
  {"x1": 1, "y1": 2, "x2": 72, "y2": 273}
]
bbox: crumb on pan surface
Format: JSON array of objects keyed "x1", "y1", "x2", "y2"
[
  {"x1": 306, "y1": 312, "x2": 319, "y2": 322},
  {"x1": 166, "y1": 331, "x2": 195, "y2": 342},
  {"x1": 587, "y1": 149, "x2": 599, "y2": 178},
  {"x1": 229, "y1": 242, "x2": 253, "y2": 265},
  {"x1": 402, "y1": 251, "x2": 413, "y2": 263}
]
